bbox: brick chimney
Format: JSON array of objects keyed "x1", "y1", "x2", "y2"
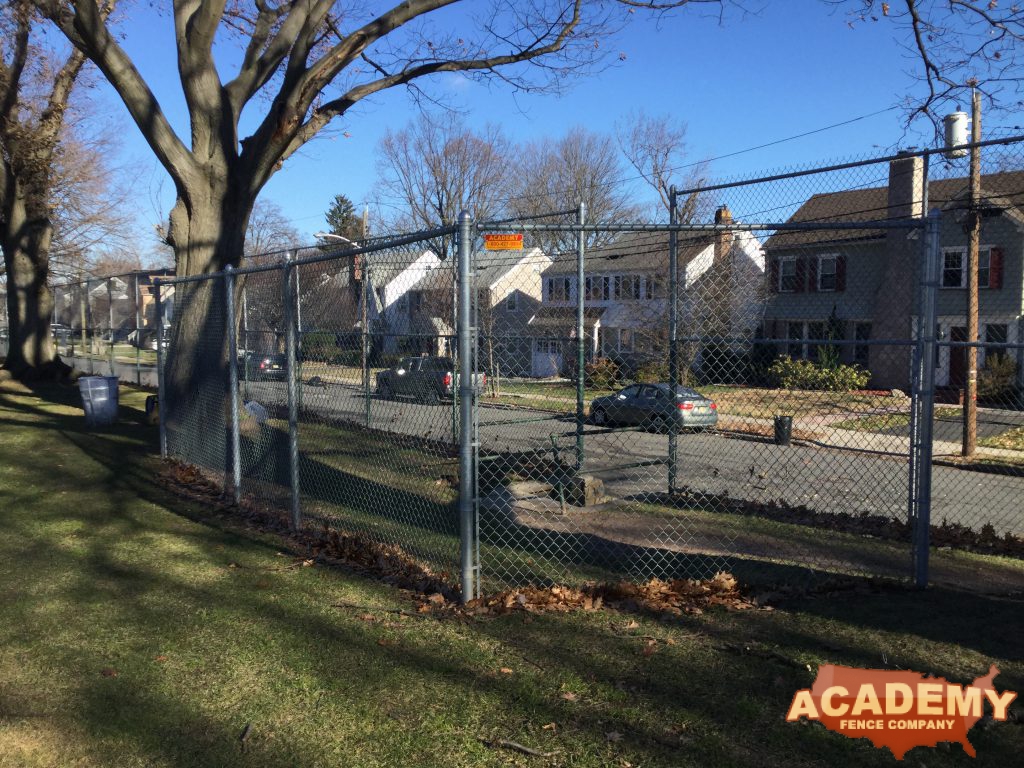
[
  {"x1": 714, "y1": 205, "x2": 734, "y2": 263},
  {"x1": 870, "y1": 152, "x2": 925, "y2": 388}
]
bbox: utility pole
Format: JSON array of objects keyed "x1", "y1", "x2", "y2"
[{"x1": 963, "y1": 88, "x2": 981, "y2": 457}]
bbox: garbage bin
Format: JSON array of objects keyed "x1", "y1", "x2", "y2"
[
  {"x1": 773, "y1": 415, "x2": 793, "y2": 446},
  {"x1": 79, "y1": 376, "x2": 119, "y2": 428}
]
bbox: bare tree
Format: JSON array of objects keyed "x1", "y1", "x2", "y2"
[
  {"x1": 33, "y1": 0, "x2": 686, "y2": 413},
  {"x1": 510, "y1": 126, "x2": 642, "y2": 255},
  {"x1": 847, "y1": 1, "x2": 1024, "y2": 122},
  {"x1": 375, "y1": 112, "x2": 513, "y2": 260},
  {"x1": 0, "y1": 0, "x2": 112, "y2": 379},
  {"x1": 616, "y1": 109, "x2": 709, "y2": 219},
  {"x1": 245, "y1": 199, "x2": 302, "y2": 260}
]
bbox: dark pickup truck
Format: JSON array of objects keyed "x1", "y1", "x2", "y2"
[{"x1": 375, "y1": 355, "x2": 486, "y2": 404}]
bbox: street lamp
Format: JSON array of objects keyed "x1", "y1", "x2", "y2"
[{"x1": 314, "y1": 232, "x2": 356, "y2": 246}]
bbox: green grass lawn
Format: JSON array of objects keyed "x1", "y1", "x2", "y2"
[{"x1": 1, "y1": 380, "x2": 1022, "y2": 767}]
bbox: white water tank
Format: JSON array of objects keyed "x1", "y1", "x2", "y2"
[{"x1": 943, "y1": 111, "x2": 969, "y2": 159}]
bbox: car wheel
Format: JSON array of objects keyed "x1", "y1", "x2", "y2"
[
  {"x1": 379, "y1": 382, "x2": 393, "y2": 400},
  {"x1": 592, "y1": 407, "x2": 607, "y2": 426},
  {"x1": 422, "y1": 389, "x2": 440, "y2": 406}
]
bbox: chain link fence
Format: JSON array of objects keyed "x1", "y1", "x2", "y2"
[{"x1": 47, "y1": 139, "x2": 1020, "y2": 599}]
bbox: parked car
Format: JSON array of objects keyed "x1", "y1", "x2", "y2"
[
  {"x1": 375, "y1": 355, "x2": 486, "y2": 404},
  {"x1": 589, "y1": 383, "x2": 717, "y2": 431},
  {"x1": 246, "y1": 353, "x2": 288, "y2": 381}
]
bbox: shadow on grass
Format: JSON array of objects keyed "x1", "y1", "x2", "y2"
[{"x1": 2, "y1": 382, "x2": 1022, "y2": 767}]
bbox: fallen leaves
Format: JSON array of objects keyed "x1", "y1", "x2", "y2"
[
  {"x1": 99, "y1": 668, "x2": 118, "y2": 678},
  {"x1": 457, "y1": 572, "x2": 755, "y2": 618}
]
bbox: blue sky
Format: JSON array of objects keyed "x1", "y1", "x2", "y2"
[{"x1": 99, "y1": 1, "x2": 1022, "y2": 246}]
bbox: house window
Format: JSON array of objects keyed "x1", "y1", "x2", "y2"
[
  {"x1": 818, "y1": 255, "x2": 838, "y2": 291},
  {"x1": 644, "y1": 276, "x2": 660, "y2": 300},
  {"x1": 941, "y1": 247, "x2": 992, "y2": 288},
  {"x1": 535, "y1": 339, "x2": 560, "y2": 355},
  {"x1": 853, "y1": 322, "x2": 871, "y2": 367},
  {"x1": 806, "y1": 321, "x2": 826, "y2": 362},
  {"x1": 779, "y1": 258, "x2": 798, "y2": 292},
  {"x1": 585, "y1": 275, "x2": 610, "y2": 301},
  {"x1": 506, "y1": 293, "x2": 517, "y2": 312},
  {"x1": 985, "y1": 323, "x2": 1008, "y2": 365},
  {"x1": 942, "y1": 250, "x2": 964, "y2": 288},
  {"x1": 409, "y1": 290, "x2": 423, "y2": 316},
  {"x1": 978, "y1": 249, "x2": 992, "y2": 288},
  {"x1": 786, "y1": 321, "x2": 804, "y2": 359},
  {"x1": 545, "y1": 277, "x2": 572, "y2": 302}
]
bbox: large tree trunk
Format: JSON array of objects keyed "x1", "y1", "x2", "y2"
[
  {"x1": 0, "y1": 181, "x2": 70, "y2": 381},
  {"x1": 161, "y1": 181, "x2": 254, "y2": 474}
]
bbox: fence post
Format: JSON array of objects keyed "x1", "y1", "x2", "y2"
[
  {"x1": 134, "y1": 274, "x2": 142, "y2": 386},
  {"x1": 362, "y1": 255, "x2": 371, "y2": 427},
  {"x1": 913, "y1": 209, "x2": 941, "y2": 587},
  {"x1": 154, "y1": 279, "x2": 168, "y2": 459},
  {"x1": 225, "y1": 267, "x2": 242, "y2": 506},
  {"x1": 107, "y1": 278, "x2": 115, "y2": 376},
  {"x1": 284, "y1": 257, "x2": 302, "y2": 530},
  {"x1": 457, "y1": 211, "x2": 476, "y2": 603},
  {"x1": 575, "y1": 201, "x2": 587, "y2": 469},
  {"x1": 667, "y1": 187, "x2": 679, "y2": 494}
]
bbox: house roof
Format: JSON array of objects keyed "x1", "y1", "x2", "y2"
[
  {"x1": 473, "y1": 246, "x2": 547, "y2": 288},
  {"x1": 543, "y1": 231, "x2": 713, "y2": 275},
  {"x1": 764, "y1": 170, "x2": 1024, "y2": 250}
]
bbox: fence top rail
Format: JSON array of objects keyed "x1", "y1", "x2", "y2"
[
  {"x1": 476, "y1": 219, "x2": 925, "y2": 233},
  {"x1": 671, "y1": 134, "x2": 1024, "y2": 197},
  {"x1": 155, "y1": 224, "x2": 460, "y2": 286}
]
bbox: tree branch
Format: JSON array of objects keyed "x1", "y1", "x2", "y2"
[{"x1": 34, "y1": 0, "x2": 195, "y2": 183}]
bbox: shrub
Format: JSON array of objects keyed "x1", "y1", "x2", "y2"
[
  {"x1": 978, "y1": 355, "x2": 1018, "y2": 404},
  {"x1": 301, "y1": 331, "x2": 338, "y2": 362},
  {"x1": 584, "y1": 357, "x2": 619, "y2": 388},
  {"x1": 767, "y1": 356, "x2": 870, "y2": 392},
  {"x1": 634, "y1": 358, "x2": 669, "y2": 383}
]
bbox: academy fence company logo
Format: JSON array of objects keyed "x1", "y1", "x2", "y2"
[{"x1": 786, "y1": 664, "x2": 1017, "y2": 760}]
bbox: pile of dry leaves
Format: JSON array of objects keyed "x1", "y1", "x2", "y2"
[
  {"x1": 159, "y1": 460, "x2": 756, "y2": 619},
  {"x1": 454, "y1": 572, "x2": 756, "y2": 618}
]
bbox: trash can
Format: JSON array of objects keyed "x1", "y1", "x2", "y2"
[
  {"x1": 79, "y1": 376, "x2": 119, "y2": 428},
  {"x1": 773, "y1": 415, "x2": 793, "y2": 446}
]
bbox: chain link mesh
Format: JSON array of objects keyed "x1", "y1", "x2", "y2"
[{"x1": 106, "y1": 141, "x2": 1024, "y2": 596}]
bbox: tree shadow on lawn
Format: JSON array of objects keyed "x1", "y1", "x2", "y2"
[{"x1": 3, "y1": 386, "x2": 1023, "y2": 766}]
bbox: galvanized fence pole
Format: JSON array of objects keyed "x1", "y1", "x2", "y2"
[
  {"x1": 107, "y1": 278, "x2": 115, "y2": 376},
  {"x1": 241, "y1": 284, "x2": 250, "y2": 399},
  {"x1": 225, "y1": 267, "x2": 242, "y2": 506},
  {"x1": 283, "y1": 258, "x2": 302, "y2": 530},
  {"x1": 85, "y1": 278, "x2": 94, "y2": 375},
  {"x1": 362, "y1": 256, "x2": 371, "y2": 427},
  {"x1": 154, "y1": 279, "x2": 168, "y2": 458},
  {"x1": 457, "y1": 211, "x2": 476, "y2": 602},
  {"x1": 575, "y1": 201, "x2": 587, "y2": 469},
  {"x1": 667, "y1": 187, "x2": 679, "y2": 494},
  {"x1": 914, "y1": 209, "x2": 941, "y2": 587},
  {"x1": 134, "y1": 274, "x2": 142, "y2": 386}
]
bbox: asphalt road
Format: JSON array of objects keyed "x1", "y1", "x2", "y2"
[{"x1": 242, "y1": 378, "x2": 1024, "y2": 536}]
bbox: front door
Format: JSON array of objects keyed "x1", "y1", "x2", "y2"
[{"x1": 949, "y1": 326, "x2": 967, "y2": 387}]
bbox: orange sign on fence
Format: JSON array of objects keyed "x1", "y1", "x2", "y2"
[{"x1": 483, "y1": 233, "x2": 523, "y2": 251}]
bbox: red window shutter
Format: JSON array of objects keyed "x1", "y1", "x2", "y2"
[
  {"x1": 989, "y1": 247, "x2": 1003, "y2": 289},
  {"x1": 807, "y1": 258, "x2": 818, "y2": 293},
  {"x1": 769, "y1": 258, "x2": 780, "y2": 292},
  {"x1": 794, "y1": 257, "x2": 806, "y2": 293},
  {"x1": 836, "y1": 255, "x2": 847, "y2": 292}
]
